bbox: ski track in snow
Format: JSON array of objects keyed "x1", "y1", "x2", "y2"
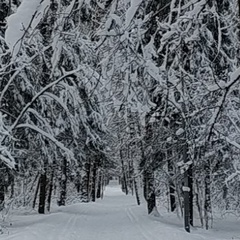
[{"x1": 1, "y1": 180, "x2": 240, "y2": 240}]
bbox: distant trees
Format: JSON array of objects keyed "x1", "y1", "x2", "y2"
[{"x1": 99, "y1": 0, "x2": 240, "y2": 232}]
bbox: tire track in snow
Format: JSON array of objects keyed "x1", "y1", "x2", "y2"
[
  {"x1": 126, "y1": 207, "x2": 155, "y2": 240},
  {"x1": 54, "y1": 213, "x2": 78, "y2": 240}
]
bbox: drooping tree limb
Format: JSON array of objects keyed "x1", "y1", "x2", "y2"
[{"x1": 9, "y1": 66, "x2": 81, "y2": 132}]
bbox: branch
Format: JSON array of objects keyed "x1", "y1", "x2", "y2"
[
  {"x1": 15, "y1": 123, "x2": 75, "y2": 161},
  {"x1": 9, "y1": 66, "x2": 81, "y2": 132},
  {"x1": 207, "y1": 68, "x2": 240, "y2": 140}
]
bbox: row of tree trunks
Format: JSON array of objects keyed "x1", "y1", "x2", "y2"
[
  {"x1": 81, "y1": 158, "x2": 105, "y2": 203},
  {"x1": 34, "y1": 157, "x2": 105, "y2": 214}
]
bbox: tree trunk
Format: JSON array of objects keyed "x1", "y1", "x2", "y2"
[
  {"x1": 91, "y1": 162, "x2": 97, "y2": 202},
  {"x1": 143, "y1": 168, "x2": 156, "y2": 214},
  {"x1": 0, "y1": 183, "x2": 4, "y2": 211},
  {"x1": 38, "y1": 173, "x2": 47, "y2": 214},
  {"x1": 75, "y1": 171, "x2": 81, "y2": 193},
  {"x1": 133, "y1": 176, "x2": 140, "y2": 205},
  {"x1": 204, "y1": 163, "x2": 212, "y2": 230},
  {"x1": 183, "y1": 141, "x2": 190, "y2": 232},
  {"x1": 128, "y1": 156, "x2": 134, "y2": 195},
  {"x1": 33, "y1": 175, "x2": 41, "y2": 209},
  {"x1": 81, "y1": 162, "x2": 91, "y2": 202},
  {"x1": 189, "y1": 164, "x2": 193, "y2": 226},
  {"x1": 96, "y1": 172, "x2": 102, "y2": 199},
  {"x1": 238, "y1": 0, "x2": 240, "y2": 17},
  {"x1": 59, "y1": 158, "x2": 67, "y2": 206},
  {"x1": 47, "y1": 168, "x2": 54, "y2": 212},
  {"x1": 86, "y1": 162, "x2": 92, "y2": 202},
  {"x1": 168, "y1": 159, "x2": 176, "y2": 212},
  {"x1": 120, "y1": 148, "x2": 128, "y2": 195},
  {"x1": 195, "y1": 179, "x2": 204, "y2": 228},
  {"x1": 101, "y1": 173, "x2": 104, "y2": 199}
]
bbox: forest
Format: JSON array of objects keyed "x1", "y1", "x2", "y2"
[{"x1": 0, "y1": 0, "x2": 240, "y2": 237}]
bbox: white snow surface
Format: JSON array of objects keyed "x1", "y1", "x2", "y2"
[
  {"x1": 1, "y1": 181, "x2": 240, "y2": 240},
  {"x1": 5, "y1": 0, "x2": 50, "y2": 57}
]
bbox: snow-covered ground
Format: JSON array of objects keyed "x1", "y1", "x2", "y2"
[{"x1": 1, "y1": 181, "x2": 240, "y2": 240}]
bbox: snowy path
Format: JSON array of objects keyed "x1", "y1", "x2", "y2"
[{"x1": 2, "y1": 181, "x2": 240, "y2": 240}]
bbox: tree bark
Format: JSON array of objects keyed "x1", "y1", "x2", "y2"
[
  {"x1": 168, "y1": 159, "x2": 176, "y2": 212},
  {"x1": 204, "y1": 162, "x2": 212, "y2": 230},
  {"x1": 0, "y1": 183, "x2": 4, "y2": 211},
  {"x1": 133, "y1": 176, "x2": 140, "y2": 205},
  {"x1": 238, "y1": 0, "x2": 240, "y2": 17},
  {"x1": 47, "y1": 168, "x2": 54, "y2": 212},
  {"x1": 91, "y1": 162, "x2": 97, "y2": 202},
  {"x1": 189, "y1": 164, "x2": 193, "y2": 226},
  {"x1": 183, "y1": 141, "x2": 190, "y2": 232},
  {"x1": 38, "y1": 173, "x2": 47, "y2": 214},
  {"x1": 81, "y1": 161, "x2": 91, "y2": 202},
  {"x1": 96, "y1": 172, "x2": 102, "y2": 199},
  {"x1": 33, "y1": 175, "x2": 41, "y2": 209},
  {"x1": 143, "y1": 168, "x2": 156, "y2": 214},
  {"x1": 58, "y1": 158, "x2": 67, "y2": 206},
  {"x1": 120, "y1": 147, "x2": 128, "y2": 195}
]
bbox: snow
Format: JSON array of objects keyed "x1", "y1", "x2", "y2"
[
  {"x1": 5, "y1": 0, "x2": 50, "y2": 57},
  {"x1": 1, "y1": 181, "x2": 240, "y2": 240},
  {"x1": 230, "y1": 67, "x2": 240, "y2": 84},
  {"x1": 125, "y1": 0, "x2": 143, "y2": 27},
  {"x1": 176, "y1": 128, "x2": 184, "y2": 136},
  {"x1": 15, "y1": 123, "x2": 75, "y2": 161},
  {"x1": 0, "y1": 113, "x2": 15, "y2": 169},
  {"x1": 182, "y1": 186, "x2": 191, "y2": 192}
]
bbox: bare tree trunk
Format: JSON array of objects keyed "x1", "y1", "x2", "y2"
[
  {"x1": 0, "y1": 164, "x2": 5, "y2": 211},
  {"x1": 86, "y1": 162, "x2": 92, "y2": 202},
  {"x1": 58, "y1": 158, "x2": 67, "y2": 206},
  {"x1": 101, "y1": 173, "x2": 104, "y2": 199},
  {"x1": 129, "y1": 165, "x2": 134, "y2": 195},
  {"x1": 195, "y1": 179, "x2": 204, "y2": 228},
  {"x1": 143, "y1": 168, "x2": 156, "y2": 214},
  {"x1": 168, "y1": 159, "x2": 176, "y2": 212},
  {"x1": 0, "y1": 183, "x2": 4, "y2": 211},
  {"x1": 96, "y1": 171, "x2": 102, "y2": 199},
  {"x1": 204, "y1": 162, "x2": 212, "y2": 230},
  {"x1": 133, "y1": 176, "x2": 140, "y2": 205},
  {"x1": 81, "y1": 162, "x2": 91, "y2": 202},
  {"x1": 238, "y1": 0, "x2": 240, "y2": 17},
  {"x1": 75, "y1": 170, "x2": 81, "y2": 193},
  {"x1": 33, "y1": 175, "x2": 41, "y2": 209},
  {"x1": 91, "y1": 162, "x2": 97, "y2": 202},
  {"x1": 38, "y1": 172, "x2": 47, "y2": 214},
  {"x1": 47, "y1": 168, "x2": 54, "y2": 212},
  {"x1": 189, "y1": 164, "x2": 193, "y2": 226},
  {"x1": 120, "y1": 147, "x2": 128, "y2": 195},
  {"x1": 183, "y1": 141, "x2": 190, "y2": 232},
  {"x1": 10, "y1": 175, "x2": 14, "y2": 199}
]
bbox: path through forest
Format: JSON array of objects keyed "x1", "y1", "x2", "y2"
[{"x1": 1, "y1": 181, "x2": 239, "y2": 240}]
